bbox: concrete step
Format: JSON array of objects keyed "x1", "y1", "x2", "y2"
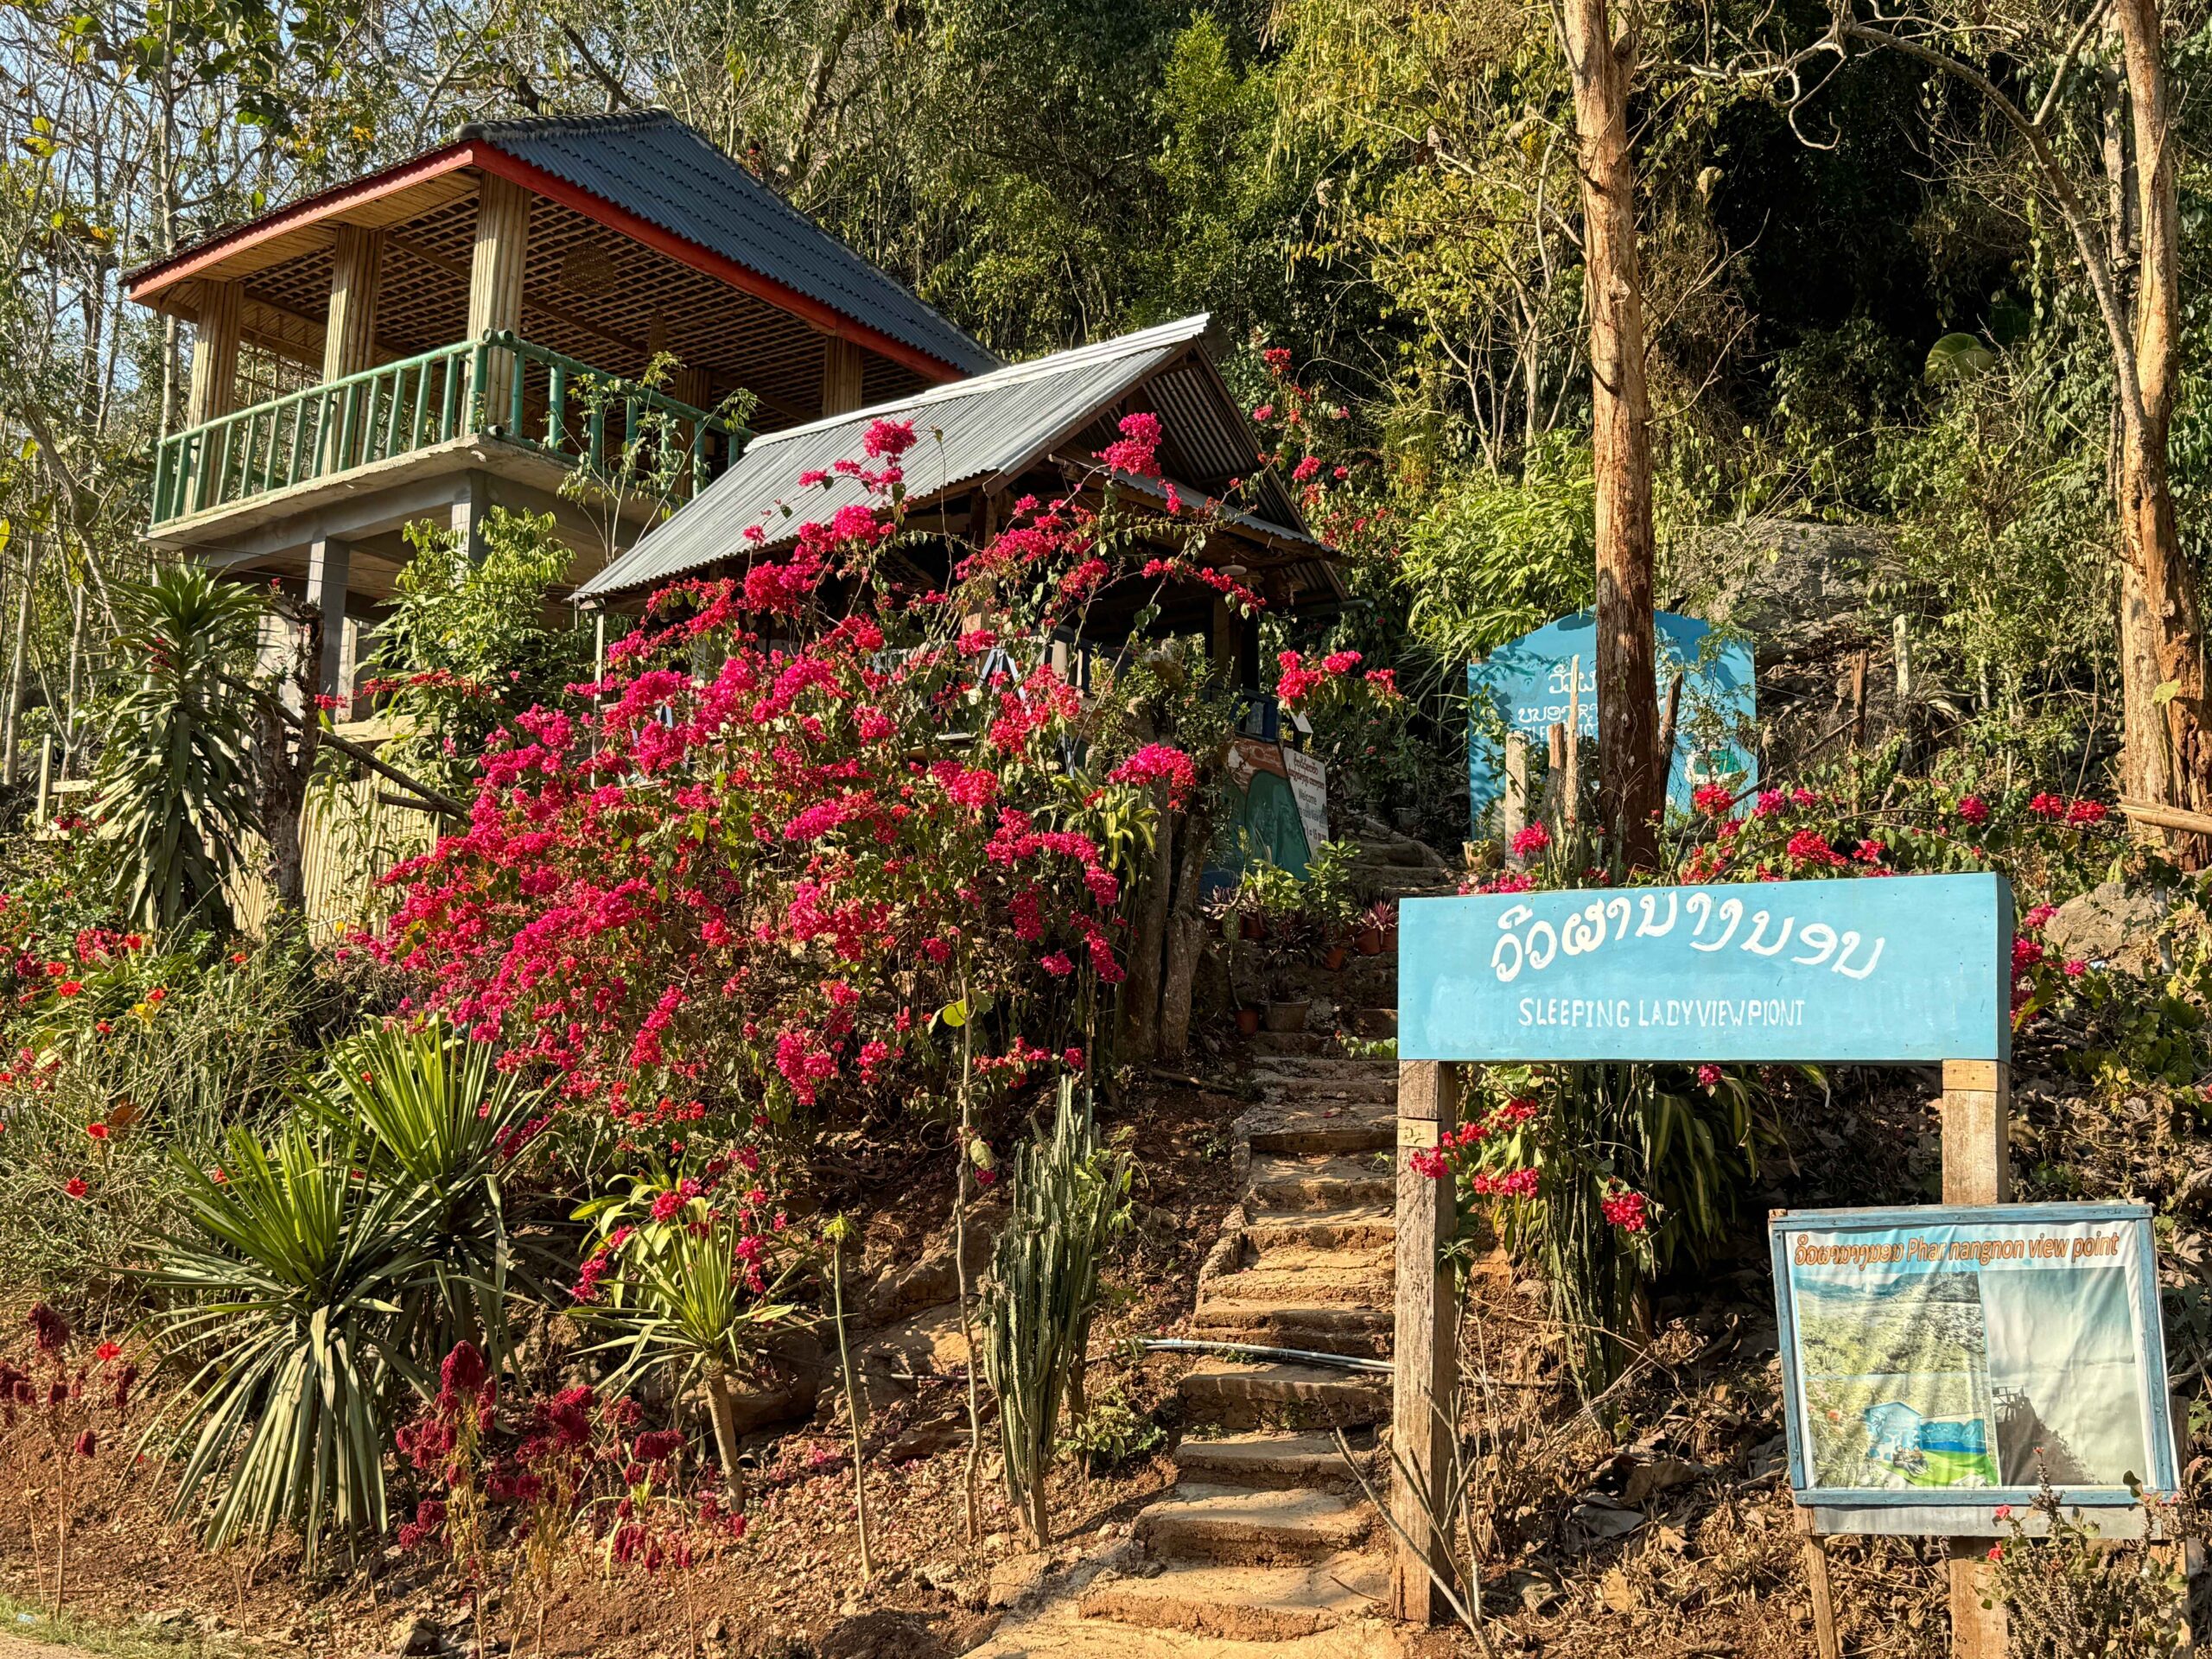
[
  {"x1": 1249, "y1": 1030, "x2": 1338, "y2": 1058},
  {"x1": 1191, "y1": 1300, "x2": 1391, "y2": 1357},
  {"x1": 1243, "y1": 1202, "x2": 1396, "y2": 1252},
  {"x1": 1246, "y1": 1150, "x2": 1393, "y2": 1211},
  {"x1": 1241, "y1": 1098, "x2": 1395, "y2": 1159},
  {"x1": 1136, "y1": 1483, "x2": 1375, "y2": 1565},
  {"x1": 1251, "y1": 1072, "x2": 1396, "y2": 1104},
  {"x1": 1179, "y1": 1362, "x2": 1390, "y2": 1431},
  {"x1": 971, "y1": 1592, "x2": 1411, "y2": 1656},
  {"x1": 1078, "y1": 1552, "x2": 1390, "y2": 1640},
  {"x1": 1172, "y1": 1431, "x2": 1375, "y2": 1491},
  {"x1": 1211, "y1": 1238, "x2": 1393, "y2": 1291},
  {"x1": 1249, "y1": 1055, "x2": 1395, "y2": 1082}
]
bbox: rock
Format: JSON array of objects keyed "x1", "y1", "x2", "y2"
[
  {"x1": 1698, "y1": 518, "x2": 1904, "y2": 768},
  {"x1": 1568, "y1": 1498, "x2": 1646, "y2": 1543},
  {"x1": 391, "y1": 1615, "x2": 442, "y2": 1656},
  {"x1": 985, "y1": 1551, "x2": 1051, "y2": 1609},
  {"x1": 817, "y1": 1610, "x2": 953, "y2": 1659},
  {"x1": 880, "y1": 1411, "x2": 967, "y2": 1462},
  {"x1": 861, "y1": 1215, "x2": 1000, "y2": 1325},
  {"x1": 1518, "y1": 1578, "x2": 1560, "y2": 1614},
  {"x1": 917, "y1": 1560, "x2": 964, "y2": 1593},
  {"x1": 2046, "y1": 880, "x2": 2175, "y2": 975},
  {"x1": 137, "y1": 1609, "x2": 194, "y2": 1630}
]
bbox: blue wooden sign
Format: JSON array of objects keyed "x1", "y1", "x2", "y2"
[
  {"x1": 1398, "y1": 873, "x2": 2012, "y2": 1064},
  {"x1": 1466, "y1": 610, "x2": 1758, "y2": 823},
  {"x1": 1771, "y1": 1203, "x2": 2177, "y2": 1529}
]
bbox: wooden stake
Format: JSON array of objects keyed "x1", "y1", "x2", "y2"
[
  {"x1": 1799, "y1": 1520, "x2": 1840, "y2": 1659},
  {"x1": 1502, "y1": 733, "x2": 1529, "y2": 849},
  {"x1": 1942, "y1": 1057, "x2": 2010, "y2": 1657},
  {"x1": 1390, "y1": 1059, "x2": 1460, "y2": 1623}
]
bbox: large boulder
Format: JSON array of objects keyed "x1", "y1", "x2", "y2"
[
  {"x1": 1692, "y1": 518, "x2": 1902, "y2": 772},
  {"x1": 2044, "y1": 880, "x2": 2177, "y2": 976}
]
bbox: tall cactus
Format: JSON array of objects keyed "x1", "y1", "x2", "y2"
[{"x1": 982, "y1": 1079, "x2": 1132, "y2": 1545}]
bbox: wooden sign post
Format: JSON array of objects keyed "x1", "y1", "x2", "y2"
[{"x1": 1394, "y1": 874, "x2": 2019, "y2": 1649}]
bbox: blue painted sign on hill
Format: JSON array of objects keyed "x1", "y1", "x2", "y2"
[
  {"x1": 1398, "y1": 873, "x2": 2012, "y2": 1065},
  {"x1": 1466, "y1": 610, "x2": 1757, "y2": 824}
]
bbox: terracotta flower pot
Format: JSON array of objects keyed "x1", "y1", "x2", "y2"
[
  {"x1": 1264, "y1": 999, "x2": 1310, "y2": 1033},
  {"x1": 1355, "y1": 925, "x2": 1384, "y2": 957},
  {"x1": 1323, "y1": 943, "x2": 1349, "y2": 971},
  {"x1": 1235, "y1": 1007, "x2": 1262, "y2": 1037},
  {"x1": 1243, "y1": 914, "x2": 1268, "y2": 943}
]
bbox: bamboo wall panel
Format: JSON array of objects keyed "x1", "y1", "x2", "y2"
[{"x1": 226, "y1": 775, "x2": 440, "y2": 943}]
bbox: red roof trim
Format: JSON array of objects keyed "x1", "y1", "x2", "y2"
[
  {"x1": 125, "y1": 142, "x2": 478, "y2": 303},
  {"x1": 467, "y1": 146, "x2": 964, "y2": 384}
]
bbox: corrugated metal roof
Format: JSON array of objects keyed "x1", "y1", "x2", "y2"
[
  {"x1": 579, "y1": 314, "x2": 1330, "y2": 601},
  {"x1": 465, "y1": 111, "x2": 999, "y2": 378}
]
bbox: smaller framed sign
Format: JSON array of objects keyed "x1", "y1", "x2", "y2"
[{"x1": 1771, "y1": 1204, "x2": 2178, "y2": 1531}]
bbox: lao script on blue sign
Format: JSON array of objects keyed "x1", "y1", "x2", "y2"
[
  {"x1": 1398, "y1": 873, "x2": 2011, "y2": 1064},
  {"x1": 1465, "y1": 610, "x2": 1758, "y2": 823},
  {"x1": 1770, "y1": 1205, "x2": 2177, "y2": 1522}
]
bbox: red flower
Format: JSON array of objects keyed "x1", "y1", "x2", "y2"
[
  {"x1": 95, "y1": 1340, "x2": 121, "y2": 1363},
  {"x1": 1510, "y1": 823, "x2": 1551, "y2": 860},
  {"x1": 1692, "y1": 782, "x2": 1734, "y2": 818},
  {"x1": 63, "y1": 1178, "x2": 87, "y2": 1200},
  {"x1": 1957, "y1": 795, "x2": 1991, "y2": 825},
  {"x1": 85, "y1": 1122, "x2": 109, "y2": 1141},
  {"x1": 54, "y1": 981, "x2": 80, "y2": 997}
]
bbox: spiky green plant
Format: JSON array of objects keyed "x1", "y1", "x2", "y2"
[
  {"x1": 983, "y1": 1080, "x2": 1132, "y2": 1546},
  {"x1": 140, "y1": 1120, "x2": 427, "y2": 1570},
  {"x1": 309, "y1": 1016, "x2": 543, "y2": 1366},
  {"x1": 87, "y1": 567, "x2": 267, "y2": 931}
]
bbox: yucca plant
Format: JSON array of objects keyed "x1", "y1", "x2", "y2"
[
  {"x1": 87, "y1": 567, "x2": 268, "y2": 931},
  {"x1": 309, "y1": 1016, "x2": 543, "y2": 1364},
  {"x1": 140, "y1": 1120, "x2": 429, "y2": 1570},
  {"x1": 983, "y1": 1080, "x2": 1132, "y2": 1546},
  {"x1": 577, "y1": 1181, "x2": 801, "y2": 1483}
]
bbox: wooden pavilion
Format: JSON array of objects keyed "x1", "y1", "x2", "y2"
[{"x1": 125, "y1": 110, "x2": 999, "y2": 696}]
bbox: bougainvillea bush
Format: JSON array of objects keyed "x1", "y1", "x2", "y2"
[{"x1": 367, "y1": 410, "x2": 1276, "y2": 1326}]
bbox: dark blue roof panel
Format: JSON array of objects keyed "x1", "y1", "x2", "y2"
[{"x1": 466, "y1": 111, "x2": 1000, "y2": 378}]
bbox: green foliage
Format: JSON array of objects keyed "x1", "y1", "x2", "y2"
[
  {"x1": 86, "y1": 568, "x2": 267, "y2": 932},
  {"x1": 1395, "y1": 436, "x2": 1594, "y2": 669},
  {"x1": 1992, "y1": 1486, "x2": 2191, "y2": 1656},
  {"x1": 142, "y1": 1119, "x2": 424, "y2": 1570},
  {"x1": 305, "y1": 1018, "x2": 543, "y2": 1363},
  {"x1": 0, "y1": 932, "x2": 322, "y2": 1315},
  {"x1": 1300, "y1": 837, "x2": 1363, "y2": 934},
  {"x1": 364, "y1": 508, "x2": 591, "y2": 791},
  {"x1": 140, "y1": 1014, "x2": 531, "y2": 1568},
  {"x1": 1061, "y1": 1385, "x2": 1163, "y2": 1473},
  {"x1": 983, "y1": 1081, "x2": 1133, "y2": 1543}
]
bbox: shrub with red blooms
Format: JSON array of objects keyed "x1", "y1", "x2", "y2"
[
  {"x1": 3, "y1": 1307, "x2": 136, "y2": 1615},
  {"x1": 368, "y1": 416, "x2": 1271, "y2": 1302},
  {"x1": 395, "y1": 1344, "x2": 747, "y2": 1642}
]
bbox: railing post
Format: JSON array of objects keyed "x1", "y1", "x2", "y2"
[
  {"x1": 1392, "y1": 1057, "x2": 1460, "y2": 1623},
  {"x1": 508, "y1": 339, "x2": 527, "y2": 435}
]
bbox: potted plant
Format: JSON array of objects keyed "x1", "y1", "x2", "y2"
[
  {"x1": 1304, "y1": 840, "x2": 1361, "y2": 970},
  {"x1": 1356, "y1": 899, "x2": 1392, "y2": 957},
  {"x1": 1263, "y1": 973, "x2": 1309, "y2": 1033},
  {"x1": 1224, "y1": 908, "x2": 1262, "y2": 1036}
]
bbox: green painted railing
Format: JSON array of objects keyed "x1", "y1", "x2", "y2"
[{"x1": 149, "y1": 331, "x2": 748, "y2": 528}]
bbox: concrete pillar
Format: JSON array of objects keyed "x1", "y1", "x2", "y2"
[{"x1": 307, "y1": 537, "x2": 351, "y2": 701}]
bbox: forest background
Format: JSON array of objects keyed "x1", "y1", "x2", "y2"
[{"x1": 0, "y1": 0, "x2": 2169, "y2": 807}]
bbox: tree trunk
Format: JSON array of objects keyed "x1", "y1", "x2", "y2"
[
  {"x1": 1563, "y1": 0, "x2": 1662, "y2": 866},
  {"x1": 2110, "y1": 0, "x2": 2212, "y2": 864},
  {"x1": 1119, "y1": 788, "x2": 1172, "y2": 1063},
  {"x1": 1156, "y1": 798, "x2": 1215, "y2": 1058},
  {"x1": 705, "y1": 1366, "x2": 746, "y2": 1502}
]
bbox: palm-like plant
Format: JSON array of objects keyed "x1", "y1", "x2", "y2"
[
  {"x1": 578, "y1": 1181, "x2": 800, "y2": 1481},
  {"x1": 312, "y1": 1017, "x2": 542, "y2": 1363},
  {"x1": 89, "y1": 567, "x2": 267, "y2": 931},
  {"x1": 141, "y1": 1122, "x2": 426, "y2": 1570},
  {"x1": 141, "y1": 1016, "x2": 538, "y2": 1568}
]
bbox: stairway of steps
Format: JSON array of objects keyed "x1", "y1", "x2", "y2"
[{"x1": 970, "y1": 832, "x2": 1463, "y2": 1654}]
